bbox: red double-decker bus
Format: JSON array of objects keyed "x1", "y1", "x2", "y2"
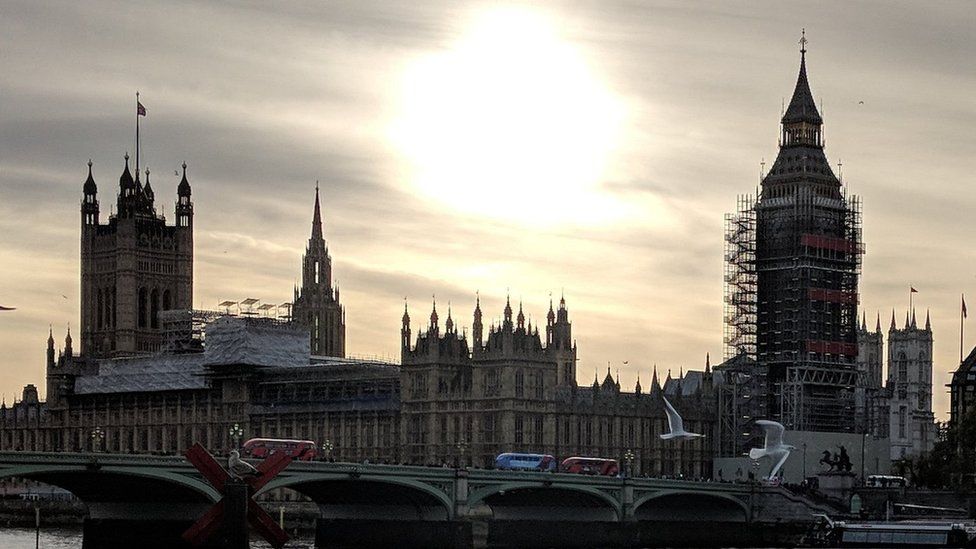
[
  {"x1": 559, "y1": 457, "x2": 619, "y2": 476},
  {"x1": 241, "y1": 438, "x2": 318, "y2": 461}
]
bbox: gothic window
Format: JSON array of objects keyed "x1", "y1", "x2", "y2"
[
  {"x1": 515, "y1": 416, "x2": 524, "y2": 445},
  {"x1": 585, "y1": 419, "x2": 592, "y2": 446},
  {"x1": 534, "y1": 372, "x2": 544, "y2": 399},
  {"x1": 563, "y1": 420, "x2": 570, "y2": 444},
  {"x1": 150, "y1": 289, "x2": 159, "y2": 328},
  {"x1": 534, "y1": 415, "x2": 543, "y2": 445},
  {"x1": 483, "y1": 413, "x2": 494, "y2": 443},
  {"x1": 138, "y1": 287, "x2": 148, "y2": 328},
  {"x1": 515, "y1": 369, "x2": 524, "y2": 398},
  {"x1": 897, "y1": 352, "x2": 908, "y2": 383},
  {"x1": 97, "y1": 289, "x2": 104, "y2": 328},
  {"x1": 466, "y1": 416, "x2": 473, "y2": 443},
  {"x1": 898, "y1": 406, "x2": 907, "y2": 439},
  {"x1": 163, "y1": 290, "x2": 171, "y2": 311},
  {"x1": 440, "y1": 416, "x2": 447, "y2": 444},
  {"x1": 111, "y1": 286, "x2": 117, "y2": 327}
]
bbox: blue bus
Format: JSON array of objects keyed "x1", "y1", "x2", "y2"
[{"x1": 494, "y1": 453, "x2": 557, "y2": 472}]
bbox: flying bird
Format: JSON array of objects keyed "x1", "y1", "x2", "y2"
[
  {"x1": 228, "y1": 449, "x2": 261, "y2": 479},
  {"x1": 659, "y1": 396, "x2": 704, "y2": 441},
  {"x1": 0, "y1": 306, "x2": 16, "y2": 311},
  {"x1": 749, "y1": 420, "x2": 794, "y2": 480}
]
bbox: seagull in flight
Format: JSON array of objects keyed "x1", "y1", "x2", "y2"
[
  {"x1": 228, "y1": 449, "x2": 261, "y2": 479},
  {"x1": 0, "y1": 306, "x2": 15, "y2": 311},
  {"x1": 749, "y1": 420, "x2": 794, "y2": 479},
  {"x1": 659, "y1": 396, "x2": 704, "y2": 440}
]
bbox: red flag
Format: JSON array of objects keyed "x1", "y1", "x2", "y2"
[
  {"x1": 964, "y1": 295, "x2": 968, "y2": 319},
  {"x1": 137, "y1": 101, "x2": 147, "y2": 116},
  {"x1": 910, "y1": 287, "x2": 918, "y2": 293}
]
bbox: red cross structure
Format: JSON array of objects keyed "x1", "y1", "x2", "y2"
[{"x1": 182, "y1": 443, "x2": 293, "y2": 548}]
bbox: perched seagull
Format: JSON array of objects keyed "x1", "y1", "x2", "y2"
[
  {"x1": 660, "y1": 396, "x2": 704, "y2": 440},
  {"x1": 228, "y1": 449, "x2": 260, "y2": 479},
  {"x1": 749, "y1": 420, "x2": 795, "y2": 479}
]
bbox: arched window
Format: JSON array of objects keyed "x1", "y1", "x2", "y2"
[
  {"x1": 897, "y1": 352, "x2": 908, "y2": 383},
  {"x1": 150, "y1": 289, "x2": 159, "y2": 329},
  {"x1": 515, "y1": 369, "x2": 524, "y2": 398},
  {"x1": 162, "y1": 290, "x2": 171, "y2": 311},
  {"x1": 138, "y1": 287, "x2": 148, "y2": 328},
  {"x1": 97, "y1": 289, "x2": 104, "y2": 329}
]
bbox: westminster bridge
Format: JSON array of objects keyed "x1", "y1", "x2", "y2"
[{"x1": 0, "y1": 451, "x2": 834, "y2": 548}]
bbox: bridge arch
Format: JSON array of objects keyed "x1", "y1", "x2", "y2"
[
  {"x1": 468, "y1": 481, "x2": 621, "y2": 521},
  {"x1": 0, "y1": 464, "x2": 219, "y2": 520},
  {"x1": 633, "y1": 490, "x2": 749, "y2": 522},
  {"x1": 258, "y1": 473, "x2": 454, "y2": 520}
]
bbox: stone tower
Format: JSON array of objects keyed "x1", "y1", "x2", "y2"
[
  {"x1": 292, "y1": 186, "x2": 345, "y2": 357},
  {"x1": 855, "y1": 313, "x2": 884, "y2": 433},
  {"x1": 546, "y1": 294, "x2": 577, "y2": 387},
  {"x1": 80, "y1": 156, "x2": 194, "y2": 357},
  {"x1": 750, "y1": 39, "x2": 862, "y2": 431},
  {"x1": 887, "y1": 309, "x2": 935, "y2": 460}
]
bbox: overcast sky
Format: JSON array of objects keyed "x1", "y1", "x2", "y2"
[{"x1": 1, "y1": 1, "x2": 974, "y2": 419}]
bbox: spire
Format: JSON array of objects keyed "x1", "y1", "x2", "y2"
[
  {"x1": 782, "y1": 29, "x2": 823, "y2": 127},
  {"x1": 178, "y1": 162, "x2": 191, "y2": 196},
  {"x1": 905, "y1": 309, "x2": 911, "y2": 329},
  {"x1": 84, "y1": 159, "x2": 97, "y2": 195},
  {"x1": 635, "y1": 373, "x2": 642, "y2": 394},
  {"x1": 402, "y1": 298, "x2": 410, "y2": 324},
  {"x1": 143, "y1": 167, "x2": 154, "y2": 200},
  {"x1": 445, "y1": 302, "x2": 454, "y2": 333},
  {"x1": 311, "y1": 182, "x2": 323, "y2": 241},
  {"x1": 890, "y1": 309, "x2": 896, "y2": 330},
  {"x1": 503, "y1": 293, "x2": 513, "y2": 324},
  {"x1": 651, "y1": 365, "x2": 661, "y2": 391},
  {"x1": 876, "y1": 311, "x2": 882, "y2": 333},
  {"x1": 64, "y1": 325, "x2": 72, "y2": 357},
  {"x1": 705, "y1": 353, "x2": 711, "y2": 374},
  {"x1": 429, "y1": 296, "x2": 438, "y2": 330},
  {"x1": 516, "y1": 300, "x2": 525, "y2": 329},
  {"x1": 911, "y1": 308, "x2": 917, "y2": 329},
  {"x1": 925, "y1": 309, "x2": 931, "y2": 331},
  {"x1": 861, "y1": 311, "x2": 867, "y2": 332},
  {"x1": 547, "y1": 294, "x2": 555, "y2": 324},
  {"x1": 119, "y1": 153, "x2": 134, "y2": 190}
]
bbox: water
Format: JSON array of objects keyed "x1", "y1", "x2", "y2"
[{"x1": 0, "y1": 528, "x2": 317, "y2": 548}]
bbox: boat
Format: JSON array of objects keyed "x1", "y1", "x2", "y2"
[{"x1": 806, "y1": 514, "x2": 974, "y2": 548}]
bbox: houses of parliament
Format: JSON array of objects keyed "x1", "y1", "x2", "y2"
[{"x1": 0, "y1": 144, "x2": 715, "y2": 478}]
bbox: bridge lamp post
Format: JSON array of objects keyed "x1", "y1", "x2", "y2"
[
  {"x1": 90, "y1": 426, "x2": 104, "y2": 453},
  {"x1": 229, "y1": 423, "x2": 244, "y2": 451},
  {"x1": 321, "y1": 439, "x2": 334, "y2": 462},
  {"x1": 860, "y1": 433, "x2": 871, "y2": 482},
  {"x1": 624, "y1": 449, "x2": 635, "y2": 478}
]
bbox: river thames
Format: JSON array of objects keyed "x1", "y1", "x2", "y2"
[{"x1": 0, "y1": 527, "x2": 316, "y2": 548}]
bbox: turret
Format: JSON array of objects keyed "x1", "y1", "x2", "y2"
[
  {"x1": 82, "y1": 160, "x2": 99, "y2": 226},
  {"x1": 64, "y1": 326, "x2": 73, "y2": 358},
  {"x1": 176, "y1": 162, "x2": 193, "y2": 227},
  {"x1": 428, "y1": 299, "x2": 439, "y2": 336},
  {"x1": 46, "y1": 327, "x2": 55, "y2": 368},
  {"x1": 401, "y1": 300, "x2": 411, "y2": 351},
  {"x1": 445, "y1": 302, "x2": 454, "y2": 334},
  {"x1": 516, "y1": 301, "x2": 525, "y2": 331},
  {"x1": 472, "y1": 293, "x2": 483, "y2": 351}
]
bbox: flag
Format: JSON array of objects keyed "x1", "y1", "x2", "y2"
[
  {"x1": 137, "y1": 101, "x2": 147, "y2": 116},
  {"x1": 964, "y1": 295, "x2": 968, "y2": 319},
  {"x1": 910, "y1": 286, "x2": 918, "y2": 293}
]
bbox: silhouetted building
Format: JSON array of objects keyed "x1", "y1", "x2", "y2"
[
  {"x1": 292, "y1": 186, "x2": 345, "y2": 357},
  {"x1": 725, "y1": 40, "x2": 862, "y2": 435},
  {"x1": 80, "y1": 157, "x2": 193, "y2": 356},
  {"x1": 949, "y1": 346, "x2": 976, "y2": 427}
]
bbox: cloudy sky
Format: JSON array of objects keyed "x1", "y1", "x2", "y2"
[{"x1": 1, "y1": 1, "x2": 974, "y2": 419}]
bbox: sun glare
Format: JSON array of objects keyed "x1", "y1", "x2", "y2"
[{"x1": 390, "y1": 8, "x2": 627, "y2": 224}]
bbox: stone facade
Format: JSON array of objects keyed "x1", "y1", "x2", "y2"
[
  {"x1": 949, "y1": 345, "x2": 976, "y2": 427},
  {"x1": 400, "y1": 297, "x2": 716, "y2": 476},
  {"x1": 855, "y1": 310, "x2": 937, "y2": 461}
]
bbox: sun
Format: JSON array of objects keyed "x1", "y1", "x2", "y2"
[{"x1": 389, "y1": 7, "x2": 627, "y2": 224}]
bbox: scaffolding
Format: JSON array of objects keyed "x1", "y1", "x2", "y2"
[{"x1": 723, "y1": 195, "x2": 757, "y2": 363}]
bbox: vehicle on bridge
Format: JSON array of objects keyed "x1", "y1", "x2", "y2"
[
  {"x1": 559, "y1": 457, "x2": 619, "y2": 476},
  {"x1": 494, "y1": 453, "x2": 557, "y2": 471},
  {"x1": 866, "y1": 474, "x2": 907, "y2": 488},
  {"x1": 242, "y1": 438, "x2": 317, "y2": 461}
]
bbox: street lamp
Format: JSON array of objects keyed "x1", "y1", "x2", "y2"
[
  {"x1": 228, "y1": 423, "x2": 244, "y2": 451},
  {"x1": 624, "y1": 449, "x2": 635, "y2": 477},
  {"x1": 90, "y1": 426, "x2": 104, "y2": 453},
  {"x1": 861, "y1": 432, "x2": 871, "y2": 482},
  {"x1": 321, "y1": 439, "x2": 334, "y2": 462}
]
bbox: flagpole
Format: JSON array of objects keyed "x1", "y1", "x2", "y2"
[
  {"x1": 135, "y1": 91, "x2": 140, "y2": 175},
  {"x1": 962, "y1": 294, "x2": 966, "y2": 365}
]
